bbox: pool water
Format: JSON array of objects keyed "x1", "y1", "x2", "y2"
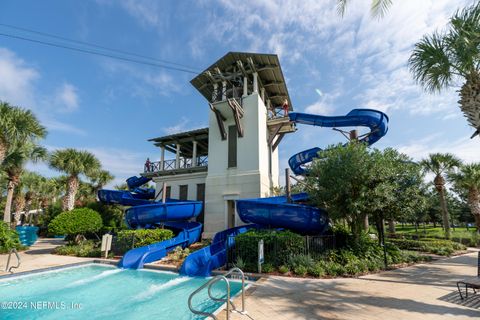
[{"x1": 0, "y1": 264, "x2": 242, "y2": 319}]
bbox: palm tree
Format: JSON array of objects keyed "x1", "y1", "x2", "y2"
[
  {"x1": 420, "y1": 153, "x2": 461, "y2": 239},
  {"x1": 0, "y1": 102, "x2": 47, "y2": 164},
  {"x1": 20, "y1": 171, "x2": 43, "y2": 223},
  {"x1": 2, "y1": 142, "x2": 47, "y2": 224},
  {"x1": 90, "y1": 169, "x2": 114, "y2": 198},
  {"x1": 337, "y1": 0, "x2": 393, "y2": 18},
  {"x1": 37, "y1": 177, "x2": 62, "y2": 209},
  {"x1": 409, "y1": 3, "x2": 480, "y2": 137},
  {"x1": 449, "y1": 163, "x2": 480, "y2": 234},
  {"x1": 49, "y1": 149, "x2": 101, "y2": 211}
]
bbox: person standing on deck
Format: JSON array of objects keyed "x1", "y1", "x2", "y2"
[
  {"x1": 282, "y1": 99, "x2": 289, "y2": 116},
  {"x1": 144, "y1": 158, "x2": 151, "y2": 172}
]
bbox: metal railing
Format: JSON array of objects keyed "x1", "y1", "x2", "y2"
[
  {"x1": 144, "y1": 156, "x2": 208, "y2": 173},
  {"x1": 188, "y1": 267, "x2": 247, "y2": 320},
  {"x1": 5, "y1": 248, "x2": 21, "y2": 273}
]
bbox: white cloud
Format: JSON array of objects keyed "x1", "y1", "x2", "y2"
[
  {"x1": 0, "y1": 47, "x2": 85, "y2": 135},
  {"x1": 0, "y1": 48, "x2": 38, "y2": 108},
  {"x1": 397, "y1": 135, "x2": 480, "y2": 164},
  {"x1": 163, "y1": 117, "x2": 191, "y2": 135},
  {"x1": 55, "y1": 83, "x2": 79, "y2": 112}
]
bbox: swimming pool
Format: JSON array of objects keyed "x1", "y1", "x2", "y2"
[{"x1": 0, "y1": 263, "x2": 242, "y2": 319}]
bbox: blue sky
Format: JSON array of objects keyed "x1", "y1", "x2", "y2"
[{"x1": 0, "y1": 0, "x2": 478, "y2": 186}]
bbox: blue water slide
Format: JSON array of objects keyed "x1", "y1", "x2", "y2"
[
  {"x1": 180, "y1": 224, "x2": 258, "y2": 277},
  {"x1": 119, "y1": 221, "x2": 202, "y2": 269},
  {"x1": 126, "y1": 176, "x2": 151, "y2": 189},
  {"x1": 97, "y1": 189, "x2": 153, "y2": 206},
  {"x1": 125, "y1": 201, "x2": 203, "y2": 229},
  {"x1": 98, "y1": 175, "x2": 204, "y2": 269},
  {"x1": 288, "y1": 109, "x2": 389, "y2": 175},
  {"x1": 236, "y1": 193, "x2": 328, "y2": 235}
]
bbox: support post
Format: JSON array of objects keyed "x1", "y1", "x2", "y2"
[
  {"x1": 160, "y1": 146, "x2": 165, "y2": 171},
  {"x1": 222, "y1": 81, "x2": 227, "y2": 101},
  {"x1": 253, "y1": 72, "x2": 258, "y2": 93},
  {"x1": 260, "y1": 87, "x2": 265, "y2": 103},
  {"x1": 285, "y1": 168, "x2": 292, "y2": 203},
  {"x1": 192, "y1": 141, "x2": 198, "y2": 167},
  {"x1": 349, "y1": 130, "x2": 358, "y2": 141},
  {"x1": 243, "y1": 76, "x2": 248, "y2": 97},
  {"x1": 162, "y1": 182, "x2": 167, "y2": 203},
  {"x1": 175, "y1": 144, "x2": 181, "y2": 169},
  {"x1": 212, "y1": 83, "x2": 218, "y2": 102}
]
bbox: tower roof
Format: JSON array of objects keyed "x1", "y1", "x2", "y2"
[{"x1": 191, "y1": 52, "x2": 293, "y2": 110}]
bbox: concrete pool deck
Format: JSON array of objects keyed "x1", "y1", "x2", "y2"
[
  {"x1": 0, "y1": 238, "x2": 95, "y2": 276},
  {"x1": 220, "y1": 250, "x2": 480, "y2": 320}
]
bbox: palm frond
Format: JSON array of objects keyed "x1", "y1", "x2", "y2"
[
  {"x1": 408, "y1": 32, "x2": 454, "y2": 92},
  {"x1": 337, "y1": 0, "x2": 349, "y2": 17},
  {"x1": 371, "y1": 0, "x2": 393, "y2": 19}
]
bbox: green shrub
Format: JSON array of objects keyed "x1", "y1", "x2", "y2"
[
  {"x1": 0, "y1": 222, "x2": 23, "y2": 253},
  {"x1": 388, "y1": 238, "x2": 465, "y2": 256},
  {"x1": 294, "y1": 265, "x2": 308, "y2": 276},
  {"x1": 287, "y1": 254, "x2": 314, "y2": 270},
  {"x1": 86, "y1": 202, "x2": 127, "y2": 233},
  {"x1": 323, "y1": 261, "x2": 347, "y2": 277},
  {"x1": 234, "y1": 257, "x2": 246, "y2": 270},
  {"x1": 117, "y1": 228, "x2": 174, "y2": 248},
  {"x1": 234, "y1": 230, "x2": 305, "y2": 270},
  {"x1": 48, "y1": 208, "x2": 103, "y2": 239},
  {"x1": 171, "y1": 246, "x2": 190, "y2": 261},
  {"x1": 262, "y1": 263, "x2": 275, "y2": 273},
  {"x1": 278, "y1": 265, "x2": 290, "y2": 274},
  {"x1": 54, "y1": 240, "x2": 101, "y2": 257},
  {"x1": 308, "y1": 262, "x2": 326, "y2": 277}
]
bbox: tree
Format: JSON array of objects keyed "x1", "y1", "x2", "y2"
[
  {"x1": 420, "y1": 153, "x2": 461, "y2": 239},
  {"x1": 337, "y1": 0, "x2": 393, "y2": 18},
  {"x1": 2, "y1": 142, "x2": 47, "y2": 224},
  {"x1": 49, "y1": 149, "x2": 101, "y2": 211},
  {"x1": 90, "y1": 169, "x2": 114, "y2": 198},
  {"x1": 409, "y1": 3, "x2": 480, "y2": 137},
  {"x1": 0, "y1": 102, "x2": 46, "y2": 165},
  {"x1": 48, "y1": 208, "x2": 103, "y2": 243},
  {"x1": 449, "y1": 163, "x2": 480, "y2": 233}
]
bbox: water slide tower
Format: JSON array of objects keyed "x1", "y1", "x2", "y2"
[{"x1": 191, "y1": 52, "x2": 296, "y2": 237}]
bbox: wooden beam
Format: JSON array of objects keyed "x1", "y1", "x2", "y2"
[
  {"x1": 272, "y1": 133, "x2": 285, "y2": 151},
  {"x1": 209, "y1": 103, "x2": 227, "y2": 140},
  {"x1": 227, "y1": 98, "x2": 244, "y2": 137},
  {"x1": 268, "y1": 123, "x2": 283, "y2": 145}
]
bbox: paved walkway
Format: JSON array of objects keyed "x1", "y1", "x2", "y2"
[
  {"x1": 221, "y1": 251, "x2": 480, "y2": 320},
  {"x1": 0, "y1": 238, "x2": 94, "y2": 276}
]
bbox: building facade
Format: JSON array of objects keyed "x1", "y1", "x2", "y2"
[{"x1": 143, "y1": 52, "x2": 295, "y2": 238}]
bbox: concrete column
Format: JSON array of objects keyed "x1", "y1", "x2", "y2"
[
  {"x1": 160, "y1": 146, "x2": 165, "y2": 171},
  {"x1": 192, "y1": 141, "x2": 198, "y2": 167},
  {"x1": 243, "y1": 76, "x2": 248, "y2": 97},
  {"x1": 253, "y1": 72, "x2": 258, "y2": 93},
  {"x1": 212, "y1": 83, "x2": 218, "y2": 101},
  {"x1": 222, "y1": 81, "x2": 227, "y2": 101},
  {"x1": 260, "y1": 87, "x2": 265, "y2": 102},
  {"x1": 175, "y1": 143, "x2": 181, "y2": 169}
]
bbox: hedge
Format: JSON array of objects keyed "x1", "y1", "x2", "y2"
[
  {"x1": 116, "y1": 228, "x2": 174, "y2": 248},
  {"x1": 234, "y1": 229, "x2": 305, "y2": 270},
  {"x1": 388, "y1": 238, "x2": 466, "y2": 256},
  {"x1": 0, "y1": 222, "x2": 22, "y2": 253},
  {"x1": 48, "y1": 208, "x2": 103, "y2": 237}
]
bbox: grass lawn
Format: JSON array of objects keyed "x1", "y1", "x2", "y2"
[{"x1": 393, "y1": 224, "x2": 479, "y2": 246}]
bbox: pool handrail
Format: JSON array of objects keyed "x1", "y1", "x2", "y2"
[
  {"x1": 188, "y1": 275, "x2": 231, "y2": 320},
  {"x1": 209, "y1": 267, "x2": 246, "y2": 314},
  {"x1": 5, "y1": 248, "x2": 21, "y2": 273}
]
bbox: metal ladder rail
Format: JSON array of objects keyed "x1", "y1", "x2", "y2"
[
  {"x1": 208, "y1": 267, "x2": 247, "y2": 314},
  {"x1": 5, "y1": 248, "x2": 21, "y2": 273},
  {"x1": 188, "y1": 275, "x2": 231, "y2": 320}
]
